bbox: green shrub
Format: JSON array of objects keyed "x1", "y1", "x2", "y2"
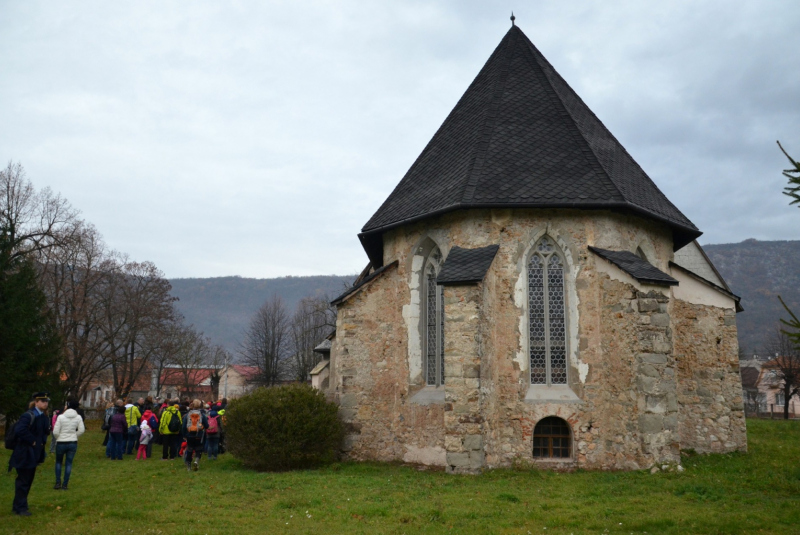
[{"x1": 225, "y1": 383, "x2": 344, "y2": 471}]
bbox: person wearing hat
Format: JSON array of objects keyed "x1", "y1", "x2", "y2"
[{"x1": 9, "y1": 392, "x2": 52, "y2": 516}]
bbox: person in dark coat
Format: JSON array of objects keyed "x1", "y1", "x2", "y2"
[
  {"x1": 108, "y1": 405, "x2": 127, "y2": 460},
  {"x1": 9, "y1": 392, "x2": 52, "y2": 516}
]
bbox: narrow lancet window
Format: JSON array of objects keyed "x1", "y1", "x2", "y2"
[
  {"x1": 528, "y1": 237, "x2": 568, "y2": 385},
  {"x1": 424, "y1": 247, "x2": 444, "y2": 386}
]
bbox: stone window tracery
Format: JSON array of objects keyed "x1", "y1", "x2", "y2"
[
  {"x1": 528, "y1": 236, "x2": 568, "y2": 385},
  {"x1": 423, "y1": 247, "x2": 444, "y2": 386}
]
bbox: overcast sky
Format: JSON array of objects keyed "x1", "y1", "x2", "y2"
[{"x1": 2, "y1": 1, "x2": 799, "y2": 279}]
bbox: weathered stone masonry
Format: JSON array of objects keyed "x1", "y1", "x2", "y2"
[{"x1": 328, "y1": 209, "x2": 747, "y2": 472}]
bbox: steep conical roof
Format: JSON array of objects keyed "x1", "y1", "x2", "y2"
[{"x1": 359, "y1": 24, "x2": 700, "y2": 267}]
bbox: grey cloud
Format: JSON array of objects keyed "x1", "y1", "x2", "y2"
[{"x1": 1, "y1": 0, "x2": 799, "y2": 277}]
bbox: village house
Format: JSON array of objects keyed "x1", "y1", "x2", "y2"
[
  {"x1": 741, "y1": 357, "x2": 799, "y2": 417},
  {"x1": 322, "y1": 21, "x2": 747, "y2": 473},
  {"x1": 150, "y1": 365, "x2": 259, "y2": 401}
]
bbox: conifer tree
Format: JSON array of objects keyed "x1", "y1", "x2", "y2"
[
  {"x1": 0, "y1": 228, "x2": 62, "y2": 423},
  {"x1": 778, "y1": 141, "x2": 800, "y2": 207}
]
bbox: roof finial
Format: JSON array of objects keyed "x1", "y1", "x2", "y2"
[{"x1": 510, "y1": 12, "x2": 516, "y2": 26}]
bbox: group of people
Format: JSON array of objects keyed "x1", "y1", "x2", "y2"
[
  {"x1": 7, "y1": 391, "x2": 228, "y2": 517},
  {"x1": 102, "y1": 395, "x2": 227, "y2": 471}
]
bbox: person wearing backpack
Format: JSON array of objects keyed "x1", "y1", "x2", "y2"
[
  {"x1": 8, "y1": 392, "x2": 52, "y2": 516},
  {"x1": 181, "y1": 399, "x2": 209, "y2": 472},
  {"x1": 52, "y1": 400, "x2": 86, "y2": 490},
  {"x1": 158, "y1": 403, "x2": 182, "y2": 460},
  {"x1": 124, "y1": 401, "x2": 142, "y2": 455},
  {"x1": 206, "y1": 406, "x2": 223, "y2": 460}
]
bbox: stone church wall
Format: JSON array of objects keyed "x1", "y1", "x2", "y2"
[
  {"x1": 329, "y1": 207, "x2": 747, "y2": 471},
  {"x1": 673, "y1": 299, "x2": 747, "y2": 453},
  {"x1": 331, "y1": 268, "x2": 446, "y2": 465}
]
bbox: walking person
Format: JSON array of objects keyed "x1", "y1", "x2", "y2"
[
  {"x1": 182, "y1": 399, "x2": 208, "y2": 472},
  {"x1": 9, "y1": 392, "x2": 52, "y2": 516},
  {"x1": 206, "y1": 406, "x2": 223, "y2": 460},
  {"x1": 52, "y1": 400, "x2": 85, "y2": 490},
  {"x1": 159, "y1": 401, "x2": 182, "y2": 460},
  {"x1": 136, "y1": 420, "x2": 152, "y2": 460},
  {"x1": 108, "y1": 404, "x2": 127, "y2": 460},
  {"x1": 124, "y1": 400, "x2": 141, "y2": 455}
]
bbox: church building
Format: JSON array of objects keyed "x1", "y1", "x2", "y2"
[{"x1": 326, "y1": 21, "x2": 747, "y2": 472}]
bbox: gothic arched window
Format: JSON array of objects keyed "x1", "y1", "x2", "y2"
[
  {"x1": 423, "y1": 247, "x2": 444, "y2": 386},
  {"x1": 528, "y1": 236, "x2": 568, "y2": 385}
]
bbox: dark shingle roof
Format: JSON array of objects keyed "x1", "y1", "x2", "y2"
[
  {"x1": 359, "y1": 25, "x2": 700, "y2": 267},
  {"x1": 437, "y1": 245, "x2": 499, "y2": 285},
  {"x1": 588, "y1": 246, "x2": 678, "y2": 287}
]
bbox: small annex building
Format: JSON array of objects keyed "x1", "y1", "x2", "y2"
[{"x1": 326, "y1": 21, "x2": 747, "y2": 473}]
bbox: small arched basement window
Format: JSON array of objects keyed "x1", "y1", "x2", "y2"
[
  {"x1": 532, "y1": 417, "x2": 571, "y2": 458},
  {"x1": 528, "y1": 236, "x2": 568, "y2": 385},
  {"x1": 423, "y1": 247, "x2": 444, "y2": 386}
]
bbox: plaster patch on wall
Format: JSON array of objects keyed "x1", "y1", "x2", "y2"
[
  {"x1": 405, "y1": 254, "x2": 424, "y2": 381},
  {"x1": 403, "y1": 444, "x2": 446, "y2": 466},
  {"x1": 671, "y1": 269, "x2": 735, "y2": 310},
  {"x1": 578, "y1": 361, "x2": 589, "y2": 383}
]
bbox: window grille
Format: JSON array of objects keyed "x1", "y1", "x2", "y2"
[
  {"x1": 532, "y1": 417, "x2": 571, "y2": 458},
  {"x1": 528, "y1": 237, "x2": 568, "y2": 385},
  {"x1": 424, "y1": 248, "x2": 444, "y2": 386}
]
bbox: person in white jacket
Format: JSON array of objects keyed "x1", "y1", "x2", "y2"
[{"x1": 52, "y1": 400, "x2": 85, "y2": 490}]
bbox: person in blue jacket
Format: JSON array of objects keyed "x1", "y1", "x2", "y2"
[{"x1": 9, "y1": 392, "x2": 52, "y2": 516}]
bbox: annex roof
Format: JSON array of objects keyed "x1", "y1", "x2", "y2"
[
  {"x1": 437, "y1": 245, "x2": 500, "y2": 285},
  {"x1": 360, "y1": 23, "x2": 700, "y2": 267},
  {"x1": 588, "y1": 246, "x2": 678, "y2": 287},
  {"x1": 330, "y1": 261, "x2": 399, "y2": 306}
]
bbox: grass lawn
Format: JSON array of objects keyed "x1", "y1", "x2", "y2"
[{"x1": 1, "y1": 418, "x2": 799, "y2": 534}]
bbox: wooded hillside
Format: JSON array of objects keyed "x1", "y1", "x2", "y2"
[
  {"x1": 168, "y1": 239, "x2": 800, "y2": 359},
  {"x1": 704, "y1": 239, "x2": 800, "y2": 356},
  {"x1": 169, "y1": 275, "x2": 354, "y2": 353}
]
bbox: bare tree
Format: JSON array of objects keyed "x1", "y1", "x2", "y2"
[
  {"x1": 288, "y1": 295, "x2": 336, "y2": 382},
  {"x1": 103, "y1": 260, "x2": 177, "y2": 399},
  {"x1": 763, "y1": 326, "x2": 800, "y2": 420},
  {"x1": 240, "y1": 294, "x2": 290, "y2": 386},
  {"x1": 1, "y1": 161, "x2": 80, "y2": 264},
  {"x1": 207, "y1": 345, "x2": 229, "y2": 401},
  {"x1": 37, "y1": 223, "x2": 119, "y2": 399},
  {"x1": 161, "y1": 326, "x2": 213, "y2": 399}
]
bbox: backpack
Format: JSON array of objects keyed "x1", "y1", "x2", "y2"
[
  {"x1": 206, "y1": 415, "x2": 219, "y2": 435},
  {"x1": 167, "y1": 411, "x2": 181, "y2": 433},
  {"x1": 187, "y1": 411, "x2": 203, "y2": 434},
  {"x1": 4, "y1": 410, "x2": 35, "y2": 450}
]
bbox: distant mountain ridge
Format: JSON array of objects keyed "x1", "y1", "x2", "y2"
[
  {"x1": 169, "y1": 275, "x2": 354, "y2": 353},
  {"x1": 169, "y1": 239, "x2": 800, "y2": 359},
  {"x1": 703, "y1": 239, "x2": 800, "y2": 356}
]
